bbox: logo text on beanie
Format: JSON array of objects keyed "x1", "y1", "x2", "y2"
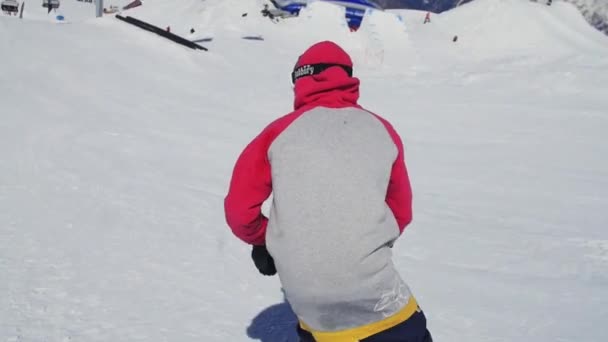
[
  {"x1": 293, "y1": 65, "x2": 315, "y2": 80},
  {"x1": 291, "y1": 63, "x2": 353, "y2": 84}
]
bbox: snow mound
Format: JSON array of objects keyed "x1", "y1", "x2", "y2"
[{"x1": 435, "y1": 0, "x2": 608, "y2": 59}]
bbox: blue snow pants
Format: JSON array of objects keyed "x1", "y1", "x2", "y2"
[{"x1": 296, "y1": 310, "x2": 432, "y2": 342}]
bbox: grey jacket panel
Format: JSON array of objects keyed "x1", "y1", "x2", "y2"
[{"x1": 266, "y1": 107, "x2": 411, "y2": 332}]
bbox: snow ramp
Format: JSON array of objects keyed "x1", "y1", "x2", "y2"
[
  {"x1": 432, "y1": 0, "x2": 608, "y2": 60},
  {"x1": 117, "y1": 0, "x2": 409, "y2": 68}
]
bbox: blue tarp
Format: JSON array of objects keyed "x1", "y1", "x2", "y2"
[{"x1": 271, "y1": 0, "x2": 382, "y2": 28}]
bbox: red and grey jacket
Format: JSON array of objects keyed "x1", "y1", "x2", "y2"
[{"x1": 224, "y1": 41, "x2": 416, "y2": 339}]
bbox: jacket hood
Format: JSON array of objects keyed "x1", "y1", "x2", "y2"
[{"x1": 293, "y1": 41, "x2": 360, "y2": 110}]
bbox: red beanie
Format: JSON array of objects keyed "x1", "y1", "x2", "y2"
[
  {"x1": 295, "y1": 41, "x2": 353, "y2": 69},
  {"x1": 292, "y1": 41, "x2": 359, "y2": 110}
]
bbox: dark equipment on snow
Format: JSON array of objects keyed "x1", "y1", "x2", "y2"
[
  {"x1": 251, "y1": 245, "x2": 277, "y2": 276},
  {"x1": 242, "y1": 35, "x2": 264, "y2": 41},
  {"x1": 261, "y1": 4, "x2": 274, "y2": 19},
  {"x1": 122, "y1": 0, "x2": 141, "y2": 11},
  {"x1": 530, "y1": 0, "x2": 552, "y2": 4},
  {"x1": 115, "y1": 15, "x2": 208, "y2": 51},
  {"x1": 191, "y1": 37, "x2": 213, "y2": 43},
  {"x1": 42, "y1": 0, "x2": 59, "y2": 9},
  {"x1": 261, "y1": 3, "x2": 297, "y2": 21},
  {"x1": 1, "y1": 0, "x2": 19, "y2": 15},
  {"x1": 453, "y1": 35, "x2": 458, "y2": 42}
]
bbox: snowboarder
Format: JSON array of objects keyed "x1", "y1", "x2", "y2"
[
  {"x1": 424, "y1": 11, "x2": 431, "y2": 24},
  {"x1": 224, "y1": 41, "x2": 432, "y2": 342}
]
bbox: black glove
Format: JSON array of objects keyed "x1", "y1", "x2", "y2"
[{"x1": 251, "y1": 245, "x2": 277, "y2": 276}]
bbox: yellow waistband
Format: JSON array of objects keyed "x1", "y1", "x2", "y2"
[{"x1": 299, "y1": 296, "x2": 419, "y2": 342}]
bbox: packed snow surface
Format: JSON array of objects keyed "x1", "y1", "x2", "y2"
[{"x1": 1, "y1": 0, "x2": 607, "y2": 341}]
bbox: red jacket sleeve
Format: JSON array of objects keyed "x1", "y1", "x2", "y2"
[
  {"x1": 372, "y1": 114, "x2": 413, "y2": 233},
  {"x1": 224, "y1": 129, "x2": 274, "y2": 245},
  {"x1": 386, "y1": 131, "x2": 413, "y2": 233},
  {"x1": 224, "y1": 111, "x2": 306, "y2": 245}
]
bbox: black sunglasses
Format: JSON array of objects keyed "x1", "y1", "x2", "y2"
[{"x1": 292, "y1": 63, "x2": 353, "y2": 84}]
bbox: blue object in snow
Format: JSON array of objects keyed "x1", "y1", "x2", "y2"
[
  {"x1": 271, "y1": 0, "x2": 382, "y2": 29},
  {"x1": 56, "y1": 15, "x2": 64, "y2": 21}
]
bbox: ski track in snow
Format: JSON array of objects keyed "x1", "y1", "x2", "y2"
[{"x1": 1, "y1": 0, "x2": 608, "y2": 341}]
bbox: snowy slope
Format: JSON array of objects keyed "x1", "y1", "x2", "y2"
[
  {"x1": 391, "y1": 0, "x2": 608, "y2": 62},
  {"x1": 380, "y1": 0, "x2": 608, "y2": 36},
  {"x1": 1, "y1": 0, "x2": 608, "y2": 341},
  {"x1": 564, "y1": 0, "x2": 608, "y2": 35}
]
